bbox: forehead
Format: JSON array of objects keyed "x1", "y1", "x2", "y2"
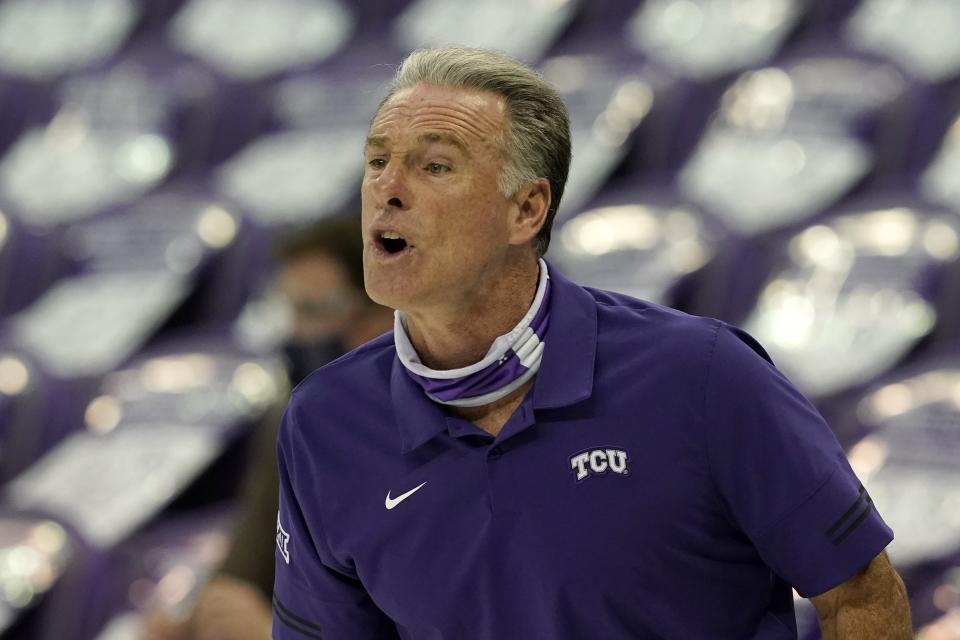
[{"x1": 368, "y1": 83, "x2": 508, "y2": 150}]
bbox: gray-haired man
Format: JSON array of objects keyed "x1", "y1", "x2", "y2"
[{"x1": 272, "y1": 47, "x2": 912, "y2": 639}]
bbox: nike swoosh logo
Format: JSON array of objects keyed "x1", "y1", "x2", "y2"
[{"x1": 385, "y1": 481, "x2": 427, "y2": 510}]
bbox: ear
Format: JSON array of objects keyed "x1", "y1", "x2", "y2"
[{"x1": 507, "y1": 178, "x2": 552, "y2": 247}]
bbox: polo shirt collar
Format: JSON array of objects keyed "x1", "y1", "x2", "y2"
[
  {"x1": 391, "y1": 261, "x2": 598, "y2": 453},
  {"x1": 530, "y1": 265, "x2": 597, "y2": 410},
  {"x1": 392, "y1": 355, "x2": 448, "y2": 453}
]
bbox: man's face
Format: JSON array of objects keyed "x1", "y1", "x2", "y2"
[
  {"x1": 279, "y1": 253, "x2": 359, "y2": 343},
  {"x1": 361, "y1": 83, "x2": 517, "y2": 312}
]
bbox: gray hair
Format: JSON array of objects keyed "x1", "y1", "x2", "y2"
[{"x1": 378, "y1": 47, "x2": 571, "y2": 257}]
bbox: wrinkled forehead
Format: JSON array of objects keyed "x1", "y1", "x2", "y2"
[{"x1": 368, "y1": 83, "x2": 510, "y2": 149}]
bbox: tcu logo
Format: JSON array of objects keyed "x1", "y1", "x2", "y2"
[{"x1": 570, "y1": 448, "x2": 629, "y2": 481}]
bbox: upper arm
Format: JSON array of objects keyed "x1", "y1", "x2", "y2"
[
  {"x1": 703, "y1": 323, "x2": 894, "y2": 597},
  {"x1": 273, "y1": 401, "x2": 400, "y2": 640}
]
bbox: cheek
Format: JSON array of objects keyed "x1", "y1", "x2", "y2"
[
  {"x1": 437, "y1": 211, "x2": 508, "y2": 263},
  {"x1": 360, "y1": 184, "x2": 375, "y2": 216}
]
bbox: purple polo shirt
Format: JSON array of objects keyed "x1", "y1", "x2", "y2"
[{"x1": 273, "y1": 267, "x2": 893, "y2": 639}]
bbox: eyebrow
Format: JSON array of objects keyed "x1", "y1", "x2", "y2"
[
  {"x1": 365, "y1": 134, "x2": 388, "y2": 149},
  {"x1": 363, "y1": 132, "x2": 471, "y2": 156},
  {"x1": 418, "y1": 132, "x2": 470, "y2": 156}
]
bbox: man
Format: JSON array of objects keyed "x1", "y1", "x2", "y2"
[
  {"x1": 144, "y1": 217, "x2": 392, "y2": 640},
  {"x1": 273, "y1": 47, "x2": 912, "y2": 639}
]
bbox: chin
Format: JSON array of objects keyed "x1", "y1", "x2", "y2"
[{"x1": 364, "y1": 273, "x2": 415, "y2": 311}]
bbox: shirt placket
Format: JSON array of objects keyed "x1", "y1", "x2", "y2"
[{"x1": 486, "y1": 399, "x2": 537, "y2": 515}]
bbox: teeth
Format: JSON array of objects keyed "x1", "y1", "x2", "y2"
[{"x1": 380, "y1": 231, "x2": 402, "y2": 240}]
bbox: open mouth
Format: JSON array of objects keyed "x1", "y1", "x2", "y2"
[{"x1": 377, "y1": 231, "x2": 410, "y2": 255}]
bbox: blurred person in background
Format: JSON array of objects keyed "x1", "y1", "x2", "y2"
[
  {"x1": 272, "y1": 47, "x2": 912, "y2": 639},
  {"x1": 144, "y1": 215, "x2": 393, "y2": 640}
]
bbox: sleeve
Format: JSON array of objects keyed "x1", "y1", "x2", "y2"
[
  {"x1": 702, "y1": 322, "x2": 894, "y2": 598},
  {"x1": 273, "y1": 401, "x2": 400, "y2": 639}
]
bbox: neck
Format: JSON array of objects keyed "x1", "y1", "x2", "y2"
[
  {"x1": 403, "y1": 254, "x2": 540, "y2": 370},
  {"x1": 343, "y1": 304, "x2": 395, "y2": 351}
]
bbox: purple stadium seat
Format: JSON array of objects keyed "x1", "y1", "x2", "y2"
[
  {"x1": 63, "y1": 190, "x2": 237, "y2": 275},
  {"x1": 7, "y1": 424, "x2": 230, "y2": 550},
  {"x1": 550, "y1": 186, "x2": 722, "y2": 307},
  {"x1": 538, "y1": 54, "x2": 673, "y2": 221},
  {"x1": 919, "y1": 117, "x2": 960, "y2": 347},
  {"x1": 0, "y1": 1, "x2": 376, "y2": 231},
  {"x1": 52, "y1": 47, "x2": 239, "y2": 172},
  {"x1": 0, "y1": 204, "x2": 69, "y2": 318},
  {"x1": 841, "y1": 351, "x2": 960, "y2": 570},
  {"x1": 0, "y1": 188, "x2": 244, "y2": 467},
  {"x1": 794, "y1": 347, "x2": 960, "y2": 639},
  {"x1": 544, "y1": 7, "x2": 724, "y2": 180},
  {"x1": 214, "y1": 127, "x2": 365, "y2": 228},
  {"x1": 85, "y1": 333, "x2": 285, "y2": 436},
  {"x1": 166, "y1": 0, "x2": 356, "y2": 82},
  {"x1": 0, "y1": 118, "x2": 175, "y2": 228},
  {"x1": 0, "y1": 338, "x2": 282, "y2": 634},
  {"x1": 921, "y1": 113, "x2": 960, "y2": 212},
  {"x1": 4, "y1": 269, "x2": 191, "y2": 380},
  {"x1": 846, "y1": 0, "x2": 960, "y2": 84},
  {"x1": 267, "y1": 66, "x2": 394, "y2": 133},
  {"x1": 680, "y1": 50, "x2": 911, "y2": 235},
  {"x1": 0, "y1": 348, "x2": 98, "y2": 483},
  {"x1": 625, "y1": 0, "x2": 806, "y2": 81},
  {"x1": 0, "y1": 0, "x2": 140, "y2": 83},
  {"x1": 93, "y1": 505, "x2": 235, "y2": 640},
  {"x1": 216, "y1": 86, "x2": 370, "y2": 229},
  {"x1": 541, "y1": 0, "x2": 643, "y2": 55},
  {"x1": 0, "y1": 515, "x2": 79, "y2": 639},
  {"x1": 264, "y1": 49, "x2": 669, "y2": 228},
  {"x1": 0, "y1": 40, "x2": 253, "y2": 229},
  {"x1": 191, "y1": 46, "x2": 394, "y2": 231},
  {"x1": 62, "y1": 185, "x2": 262, "y2": 325},
  {"x1": 737, "y1": 198, "x2": 959, "y2": 400},
  {"x1": 0, "y1": 76, "x2": 55, "y2": 163},
  {"x1": 392, "y1": 0, "x2": 578, "y2": 64},
  {"x1": 3, "y1": 2, "x2": 955, "y2": 636},
  {"x1": 0, "y1": 0, "x2": 141, "y2": 178},
  {"x1": 802, "y1": 0, "x2": 863, "y2": 27},
  {"x1": 215, "y1": 65, "x2": 389, "y2": 228},
  {"x1": 154, "y1": 0, "x2": 364, "y2": 167},
  {"x1": 797, "y1": 349, "x2": 960, "y2": 639},
  {"x1": 910, "y1": 552, "x2": 960, "y2": 637},
  {"x1": 2, "y1": 333, "x2": 283, "y2": 565}
]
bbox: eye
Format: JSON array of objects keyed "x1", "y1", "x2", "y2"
[
  {"x1": 367, "y1": 157, "x2": 387, "y2": 170},
  {"x1": 426, "y1": 162, "x2": 450, "y2": 175}
]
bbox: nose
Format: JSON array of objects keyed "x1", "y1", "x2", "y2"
[{"x1": 372, "y1": 159, "x2": 412, "y2": 211}]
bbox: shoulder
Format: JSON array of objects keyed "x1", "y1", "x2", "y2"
[
  {"x1": 585, "y1": 286, "x2": 722, "y2": 358},
  {"x1": 286, "y1": 331, "x2": 395, "y2": 421},
  {"x1": 580, "y1": 285, "x2": 775, "y2": 381}
]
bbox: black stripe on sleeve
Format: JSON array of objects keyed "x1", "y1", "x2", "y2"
[
  {"x1": 831, "y1": 495, "x2": 874, "y2": 546},
  {"x1": 274, "y1": 595, "x2": 324, "y2": 639},
  {"x1": 825, "y1": 485, "x2": 866, "y2": 537},
  {"x1": 274, "y1": 607, "x2": 323, "y2": 639}
]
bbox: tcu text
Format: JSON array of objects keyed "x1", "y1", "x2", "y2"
[{"x1": 570, "y1": 448, "x2": 629, "y2": 481}]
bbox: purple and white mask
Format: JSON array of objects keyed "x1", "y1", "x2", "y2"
[{"x1": 394, "y1": 259, "x2": 551, "y2": 407}]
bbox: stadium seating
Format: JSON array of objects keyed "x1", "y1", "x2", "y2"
[{"x1": 0, "y1": 1, "x2": 958, "y2": 637}]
